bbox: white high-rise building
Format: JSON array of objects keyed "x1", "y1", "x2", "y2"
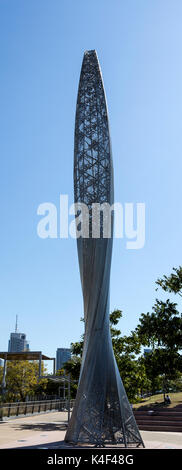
[{"x1": 8, "y1": 316, "x2": 30, "y2": 352}]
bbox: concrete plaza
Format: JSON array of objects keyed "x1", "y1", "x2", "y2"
[{"x1": 0, "y1": 411, "x2": 182, "y2": 449}]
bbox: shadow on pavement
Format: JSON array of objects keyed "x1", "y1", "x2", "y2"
[
  {"x1": 10, "y1": 422, "x2": 67, "y2": 432},
  {"x1": 15, "y1": 440, "x2": 76, "y2": 449}
]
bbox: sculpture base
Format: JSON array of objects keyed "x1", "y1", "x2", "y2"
[{"x1": 65, "y1": 343, "x2": 145, "y2": 448}]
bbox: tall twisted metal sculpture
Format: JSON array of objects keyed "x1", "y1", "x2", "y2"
[{"x1": 65, "y1": 50, "x2": 144, "y2": 447}]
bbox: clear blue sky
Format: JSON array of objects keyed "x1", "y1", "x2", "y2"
[{"x1": 0, "y1": 0, "x2": 182, "y2": 368}]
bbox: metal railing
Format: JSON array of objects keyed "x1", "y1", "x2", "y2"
[{"x1": 0, "y1": 398, "x2": 75, "y2": 421}]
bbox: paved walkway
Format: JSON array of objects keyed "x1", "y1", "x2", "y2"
[{"x1": 0, "y1": 411, "x2": 182, "y2": 449}]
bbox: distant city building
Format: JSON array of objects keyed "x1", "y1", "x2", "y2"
[
  {"x1": 56, "y1": 348, "x2": 71, "y2": 371},
  {"x1": 144, "y1": 348, "x2": 152, "y2": 356},
  {"x1": 8, "y1": 316, "x2": 30, "y2": 353}
]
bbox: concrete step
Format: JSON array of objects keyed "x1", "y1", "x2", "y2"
[
  {"x1": 137, "y1": 424, "x2": 182, "y2": 432},
  {"x1": 133, "y1": 405, "x2": 182, "y2": 432},
  {"x1": 134, "y1": 414, "x2": 182, "y2": 421},
  {"x1": 134, "y1": 411, "x2": 182, "y2": 432},
  {"x1": 136, "y1": 419, "x2": 182, "y2": 426},
  {"x1": 134, "y1": 409, "x2": 182, "y2": 415}
]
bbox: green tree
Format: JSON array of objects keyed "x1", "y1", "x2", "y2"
[
  {"x1": 142, "y1": 349, "x2": 182, "y2": 398},
  {"x1": 112, "y1": 330, "x2": 150, "y2": 401},
  {"x1": 136, "y1": 266, "x2": 182, "y2": 399},
  {"x1": 156, "y1": 266, "x2": 182, "y2": 297},
  {"x1": 0, "y1": 361, "x2": 48, "y2": 402},
  {"x1": 136, "y1": 299, "x2": 182, "y2": 351}
]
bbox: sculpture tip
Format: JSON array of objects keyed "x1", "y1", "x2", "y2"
[{"x1": 84, "y1": 49, "x2": 97, "y2": 56}]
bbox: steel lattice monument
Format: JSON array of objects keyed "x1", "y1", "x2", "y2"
[{"x1": 65, "y1": 50, "x2": 144, "y2": 447}]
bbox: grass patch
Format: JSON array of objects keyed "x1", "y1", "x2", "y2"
[{"x1": 133, "y1": 391, "x2": 182, "y2": 410}]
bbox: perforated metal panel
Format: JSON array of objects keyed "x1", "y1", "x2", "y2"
[{"x1": 65, "y1": 50, "x2": 144, "y2": 447}]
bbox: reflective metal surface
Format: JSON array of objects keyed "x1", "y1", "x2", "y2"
[{"x1": 65, "y1": 50, "x2": 144, "y2": 447}]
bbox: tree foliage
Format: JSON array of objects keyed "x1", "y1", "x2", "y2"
[
  {"x1": 156, "y1": 266, "x2": 182, "y2": 297},
  {"x1": 136, "y1": 266, "x2": 182, "y2": 398},
  {"x1": 136, "y1": 299, "x2": 182, "y2": 351},
  {"x1": 0, "y1": 361, "x2": 48, "y2": 402}
]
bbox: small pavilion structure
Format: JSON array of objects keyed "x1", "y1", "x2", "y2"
[{"x1": 0, "y1": 351, "x2": 56, "y2": 394}]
